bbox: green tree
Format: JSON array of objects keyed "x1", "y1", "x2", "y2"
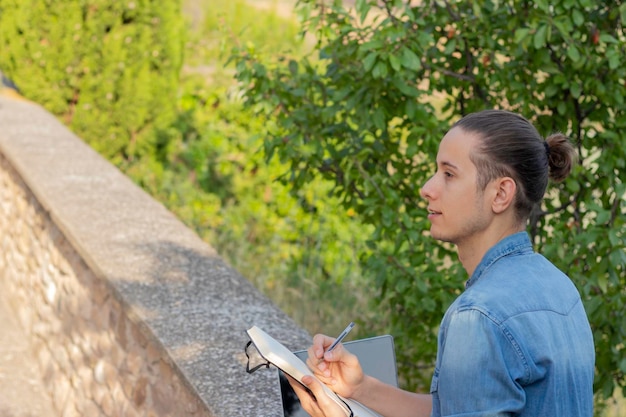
[
  {"x1": 232, "y1": 0, "x2": 626, "y2": 403},
  {"x1": 0, "y1": 0, "x2": 184, "y2": 164}
]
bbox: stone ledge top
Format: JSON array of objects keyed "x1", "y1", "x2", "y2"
[{"x1": 0, "y1": 96, "x2": 311, "y2": 416}]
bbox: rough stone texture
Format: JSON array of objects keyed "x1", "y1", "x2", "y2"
[
  {"x1": 0, "y1": 95, "x2": 311, "y2": 416},
  {"x1": 0, "y1": 287, "x2": 57, "y2": 417}
]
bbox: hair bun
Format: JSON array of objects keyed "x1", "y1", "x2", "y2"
[{"x1": 545, "y1": 133, "x2": 577, "y2": 182}]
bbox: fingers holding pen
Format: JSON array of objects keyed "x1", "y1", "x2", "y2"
[
  {"x1": 304, "y1": 328, "x2": 366, "y2": 401},
  {"x1": 313, "y1": 333, "x2": 334, "y2": 357},
  {"x1": 309, "y1": 322, "x2": 355, "y2": 371},
  {"x1": 307, "y1": 333, "x2": 345, "y2": 376}
]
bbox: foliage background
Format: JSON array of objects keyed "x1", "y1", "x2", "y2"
[{"x1": 1, "y1": 0, "x2": 624, "y2": 414}]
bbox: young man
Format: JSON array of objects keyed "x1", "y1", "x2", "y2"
[{"x1": 289, "y1": 110, "x2": 595, "y2": 417}]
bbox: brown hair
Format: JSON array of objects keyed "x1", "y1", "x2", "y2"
[{"x1": 452, "y1": 109, "x2": 577, "y2": 221}]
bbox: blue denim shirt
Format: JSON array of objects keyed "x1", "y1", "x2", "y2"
[{"x1": 430, "y1": 232, "x2": 595, "y2": 416}]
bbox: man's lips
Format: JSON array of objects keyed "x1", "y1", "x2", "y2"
[{"x1": 427, "y1": 208, "x2": 441, "y2": 219}]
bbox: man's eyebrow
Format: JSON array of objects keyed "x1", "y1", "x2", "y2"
[{"x1": 440, "y1": 161, "x2": 459, "y2": 170}]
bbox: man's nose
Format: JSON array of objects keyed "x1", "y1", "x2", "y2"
[{"x1": 420, "y1": 176, "x2": 435, "y2": 200}]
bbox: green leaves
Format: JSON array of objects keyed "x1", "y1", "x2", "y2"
[
  {"x1": 571, "y1": 9, "x2": 585, "y2": 27},
  {"x1": 533, "y1": 24, "x2": 549, "y2": 49},
  {"x1": 355, "y1": 0, "x2": 373, "y2": 23},
  {"x1": 363, "y1": 51, "x2": 378, "y2": 72},
  {"x1": 401, "y1": 47, "x2": 422, "y2": 71},
  {"x1": 514, "y1": 27, "x2": 531, "y2": 44},
  {"x1": 567, "y1": 44, "x2": 581, "y2": 63}
]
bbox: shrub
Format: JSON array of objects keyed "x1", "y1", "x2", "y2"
[{"x1": 0, "y1": 0, "x2": 185, "y2": 164}]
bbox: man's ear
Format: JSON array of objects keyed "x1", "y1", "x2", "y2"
[{"x1": 491, "y1": 177, "x2": 516, "y2": 214}]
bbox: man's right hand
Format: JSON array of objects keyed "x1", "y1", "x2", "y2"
[
  {"x1": 305, "y1": 333, "x2": 366, "y2": 400},
  {"x1": 302, "y1": 333, "x2": 433, "y2": 417}
]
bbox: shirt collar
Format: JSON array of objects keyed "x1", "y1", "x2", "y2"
[{"x1": 465, "y1": 232, "x2": 534, "y2": 289}]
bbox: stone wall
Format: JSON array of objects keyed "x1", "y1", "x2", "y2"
[
  {"x1": 0, "y1": 96, "x2": 311, "y2": 416},
  {"x1": 1, "y1": 153, "x2": 205, "y2": 416}
]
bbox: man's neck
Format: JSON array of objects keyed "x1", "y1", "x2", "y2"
[{"x1": 456, "y1": 224, "x2": 525, "y2": 277}]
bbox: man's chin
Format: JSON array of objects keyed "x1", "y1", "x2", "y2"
[{"x1": 430, "y1": 230, "x2": 455, "y2": 245}]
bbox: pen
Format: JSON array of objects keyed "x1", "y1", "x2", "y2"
[{"x1": 326, "y1": 321, "x2": 355, "y2": 352}]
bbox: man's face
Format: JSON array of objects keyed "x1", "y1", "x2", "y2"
[{"x1": 420, "y1": 127, "x2": 493, "y2": 247}]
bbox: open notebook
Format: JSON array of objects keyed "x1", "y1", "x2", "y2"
[{"x1": 246, "y1": 326, "x2": 397, "y2": 417}]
